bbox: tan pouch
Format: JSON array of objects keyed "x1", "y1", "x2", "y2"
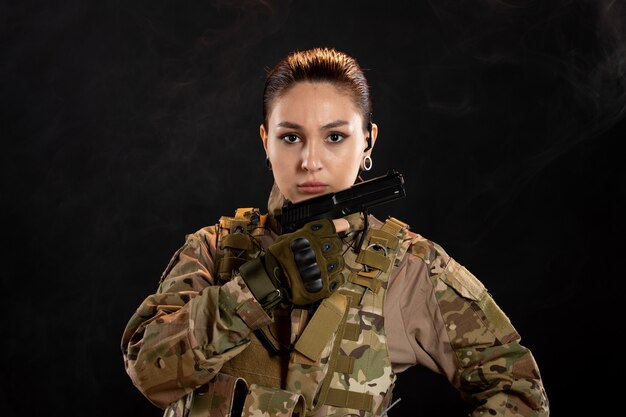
[
  {"x1": 240, "y1": 384, "x2": 306, "y2": 417},
  {"x1": 189, "y1": 373, "x2": 248, "y2": 417}
]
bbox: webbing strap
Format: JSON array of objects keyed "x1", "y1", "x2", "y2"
[
  {"x1": 356, "y1": 248, "x2": 391, "y2": 272},
  {"x1": 219, "y1": 233, "x2": 253, "y2": 250},
  {"x1": 380, "y1": 216, "x2": 409, "y2": 236},
  {"x1": 334, "y1": 355, "x2": 355, "y2": 374},
  {"x1": 218, "y1": 257, "x2": 247, "y2": 276},
  {"x1": 325, "y1": 388, "x2": 373, "y2": 411},
  {"x1": 321, "y1": 215, "x2": 409, "y2": 412},
  {"x1": 348, "y1": 272, "x2": 382, "y2": 293},
  {"x1": 342, "y1": 323, "x2": 360, "y2": 341},
  {"x1": 366, "y1": 228, "x2": 399, "y2": 250},
  {"x1": 354, "y1": 216, "x2": 410, "y2": 285},
  {"x1": 339, "y1": 291, "x2": 360, "y2": 308},
  {"x1": 238, "y1": 258, "x2": 282, "y2": 311}
]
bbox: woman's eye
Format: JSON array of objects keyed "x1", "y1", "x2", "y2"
[
  {"x1": 282, "y1": 134, "x2": 301, "y2": 144},
  {"x1": 327, "y1": 133, "x2": 345, "y2": 143}
]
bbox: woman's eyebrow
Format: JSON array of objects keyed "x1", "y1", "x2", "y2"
[
  {"x1": 276, "y1": 120, "x2": 349, "y2": 130},
  {"x1": 276, "y1": 121, "x2": 302, "y2": 129},
  {"x1": 321, "y1": 120, "x2": 349, "y2": 130}
]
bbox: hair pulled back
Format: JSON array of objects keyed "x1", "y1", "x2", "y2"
[{"x1": 262, "y1": 47, "x2": 372, "y2": 131}]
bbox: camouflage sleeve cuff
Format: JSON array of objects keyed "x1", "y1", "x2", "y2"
[{"x1": 223, "y1": 274, "x2": 274, "y2": 331}]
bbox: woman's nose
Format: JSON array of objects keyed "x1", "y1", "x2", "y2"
[{"x1": 301, "y1": 141, "x2": 323, "y2": 172}]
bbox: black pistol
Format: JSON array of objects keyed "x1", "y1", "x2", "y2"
[{"x1": 277, "y1": 170, "x2": 406, "y2": 234}]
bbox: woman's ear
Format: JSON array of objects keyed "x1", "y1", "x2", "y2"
[
  {"x1": 365, "y1": 123, "x2": 379, "y2": 154},
  {"x1": 260, "y1": 123, "x2": 269, "y2": 153}
]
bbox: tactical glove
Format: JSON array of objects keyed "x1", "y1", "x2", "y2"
[{"x1": 239, "y1": 218, "x2": 345, "y2": 308}]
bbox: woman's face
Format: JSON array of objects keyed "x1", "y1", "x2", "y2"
[{"x1": 261, "y1": 82, "x2": 377, "y2": 203}]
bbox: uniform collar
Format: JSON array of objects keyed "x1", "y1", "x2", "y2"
[{"x1": 267, "y1": 181, "x2": 287, "y2": 218}]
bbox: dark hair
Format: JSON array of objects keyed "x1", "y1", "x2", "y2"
[{"x1": 262, "y1": 47, "x2": 372, "y2": 132}]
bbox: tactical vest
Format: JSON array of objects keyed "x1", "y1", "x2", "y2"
[{"x1": 164, "y1": 208, "x2": 411, "y2": 417}]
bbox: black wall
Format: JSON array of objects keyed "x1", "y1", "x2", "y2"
[{"x1": 3, "y1": 1, "x2": 625, "y2": 416}]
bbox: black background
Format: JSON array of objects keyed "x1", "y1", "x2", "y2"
[{"x1": 2, "y1": 1, "x2": 625, "y2": 416}]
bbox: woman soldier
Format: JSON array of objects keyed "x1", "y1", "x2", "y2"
[{"x1": 121, "y1": 47, "x2": 549, "y2": 417}]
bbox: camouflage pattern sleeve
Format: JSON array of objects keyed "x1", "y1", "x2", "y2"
[
  {"x1": 427, "y1": 243, "x2": 550, "y2": 416},
  {"x1": 404, "y1": 236, "x2": 549, "y2": 416},
  {"x1": 120, "y1": 227, "x2": 273, "y2": 409}
]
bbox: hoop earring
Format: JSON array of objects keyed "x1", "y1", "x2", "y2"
[
  {"x1": 265, "y1": 157, "x2": 272, "y2": 170},
  {"x1": 362, "y1": 155, "x2": 373, "y2": 171}
]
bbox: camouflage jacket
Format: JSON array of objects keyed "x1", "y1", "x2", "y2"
[{"x1": 121, "y1": 184, "x2": 549, "y2": 416}]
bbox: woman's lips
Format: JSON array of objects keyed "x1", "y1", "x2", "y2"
[{"x1": 297, "y1": 182, "x2": 328, "y2": 194}]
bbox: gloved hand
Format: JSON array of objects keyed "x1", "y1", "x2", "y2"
[{"x1": 239, "y1": 218, "x2": 345, "y2": 308}]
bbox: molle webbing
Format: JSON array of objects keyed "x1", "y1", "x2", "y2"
[
  {"x1": 334, "y1": 355, "x2": 355, "y2": 373},
  {"x1": 204, "y1": 210, "x2": 411, "y2": 417},
  {"x1": 318, "y1": 215, "x2": 409, "y2": 414},
  {"x1": 342, "y1": 323, "x2": 360, "y2": 341},
  {"x1": 325, "y1": 389, "x2": 373, "y2": 411},
  {"x1": 347, "y1": 217, "x2": 409, "y2": 294},
  {"x1": 216, "y1": 207, "x2": 266, "y2": 282}
]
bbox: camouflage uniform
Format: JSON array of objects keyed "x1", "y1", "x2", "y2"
[{"x1": 121, "y1": 184, "x2": 549, "y2": 416}]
